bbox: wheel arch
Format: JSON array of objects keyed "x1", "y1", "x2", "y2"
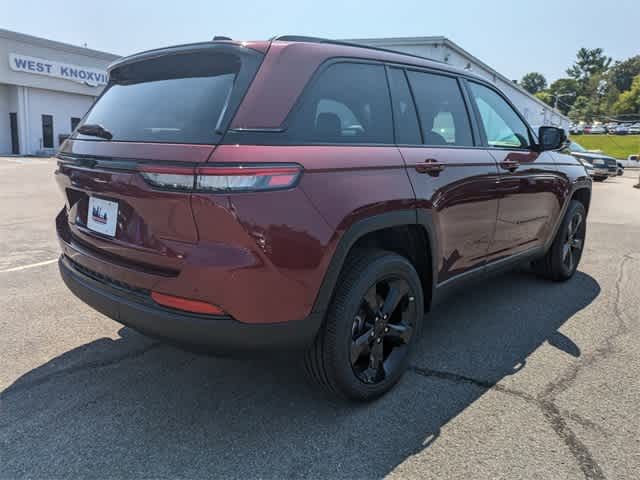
[
  {"x1": 571, "y1": 186, "x2": 592, "y2": 214},
  {"x1": 311, "y1": 210, "x2": 437, "y2": 316}
]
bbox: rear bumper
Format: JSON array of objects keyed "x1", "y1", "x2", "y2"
[{"x1": 59, "y1": 255, "x2": 322, "y2": 352}]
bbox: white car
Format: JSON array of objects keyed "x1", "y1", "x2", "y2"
[
  {"x1": 589, "y1": 125, "x2": 606, "y2": 134},
  {"x1": 628, "y1": 123, "x2": 640, "y2": 135}
]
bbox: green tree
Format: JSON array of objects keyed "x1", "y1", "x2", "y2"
[
  {"x1": 612, "y1": 75, "x2": 640, "y2": 114},
  {"x1": 568, "y1": 96, "x2": 597, "y2": 122},
  {"x1": 535, "y1": 91, "x2": 554, "y2": 106},
  {"x1": 567, "y1": 48, "x2": 612, "y2": 83},
  {"x1": 520, "y1": 72, "x2": 547, "y2": 94},
  {"x1": 608, "y1": 56, "x2": 640, "y2": 92}
]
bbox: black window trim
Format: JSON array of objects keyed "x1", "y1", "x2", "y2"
[
  {"x1": 223, "y1": 55, "x2": 534, "y2": 150},
  {"x1": 461, "y1": 77, "x2": 537, "y2": 152},
  {"x1": 385, "y1": 65, "x2": 423, "y2": 145}
]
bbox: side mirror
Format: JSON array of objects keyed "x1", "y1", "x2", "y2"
[{"x1": 538, "y1": 126, "x2": 566, "y2": 151}]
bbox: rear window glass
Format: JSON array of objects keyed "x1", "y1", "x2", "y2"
[
  {"x1": 76, "y1": 49, "x2": 261, "y2": 144},
  {"x1": 286, "y1": 63, "x2": 393, "y2": 144},
  {"x1": 407, "y1": 71, "x2": 474, "y2": 147}
]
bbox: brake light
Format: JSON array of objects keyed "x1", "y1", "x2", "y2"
[
  {"x1": 138, "y1": 164, "x2": 301, "y2": 192},
  {"x1": 196, "y1": 165, "x2": 301, "y2": 191},
  {"x1": 139, "y1": 165, "x2": 195, "y2": 190},
  {"x1": 151, "y1": 291, "x2": 226, "y2": 315}
]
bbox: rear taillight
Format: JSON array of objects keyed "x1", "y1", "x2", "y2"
[
  {"x1": 139, "y1": 165, "x2": 195, "y2": 190},
  {"x1": 138, "y1": 164, "x2": 301, "y2": 192}
]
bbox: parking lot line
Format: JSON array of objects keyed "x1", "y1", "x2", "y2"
[{"x1": 0, "y1": 258, "x2": 57, "y2": 273}]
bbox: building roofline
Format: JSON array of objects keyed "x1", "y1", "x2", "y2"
[
  {"x1": 346, "y1": 36, "x2": 569, "y2": 122},
  {"x1": 0, "y1": 28, "x2": 120, "y2": 61}
]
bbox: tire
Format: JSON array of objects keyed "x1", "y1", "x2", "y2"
[
  {"x1": 533, "y1": 200, "x2": 586, "y2": 282},
  {"x1": 305, "y1": 249, "x2": 424, "y2": 401}
]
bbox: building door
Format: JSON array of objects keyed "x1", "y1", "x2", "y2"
[
  {"x1": 42, "y1": 114, "x2": 54, "y2": 148},
  {"x1": 9, "y1": 113, "x2": 19, "y2": 154}
]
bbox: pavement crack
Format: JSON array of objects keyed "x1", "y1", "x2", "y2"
[
  {"x1": 539, "y1": 400, "x2": 606, "y2": 480},
  {"x1": 541, "y1": 255, "x2": 633, "y2": 400},
  {"x1": 0, "y1": 342, "x2": 162, "y2": 398},
  {"x1": 408, "y1": 366, "x2": 609, "y2": 479},
  {"x1": 408, "y1": 365, "x2": 495, "y2": 389}
]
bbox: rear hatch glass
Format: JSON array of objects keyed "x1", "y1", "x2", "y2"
[{"x1": 74, "y1": 45, "x2": 263, "y2": 144}]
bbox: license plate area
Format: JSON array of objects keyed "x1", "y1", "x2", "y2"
[{"x1": 87, "y1": 196, "x2": 119, "y2": 237}]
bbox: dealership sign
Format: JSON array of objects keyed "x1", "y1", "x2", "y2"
[{"x1": 9, "y1": 53, "x2": 108, "y2": 87}]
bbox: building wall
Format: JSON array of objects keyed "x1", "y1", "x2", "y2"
[
  {"x1": 0, "y1": 30, "x2": 114, "y2": 97},
  {"x1": 0, "y1": 29, "x2": 118, "y2": 155},
  {"x1": 22, "y1": 87, "x2": 95, "y2": 154},
  {"x1": 0, "y1": 84, "x2": 9, "y2": 153}
]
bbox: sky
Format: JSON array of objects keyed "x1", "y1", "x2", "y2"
[{"x1": 2, "y1": 0, "x2": 638, "y2": 83}]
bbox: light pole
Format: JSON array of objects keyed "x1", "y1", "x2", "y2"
[{"x1": 553, "y1": 92, "x2": 575, "y2": 110}]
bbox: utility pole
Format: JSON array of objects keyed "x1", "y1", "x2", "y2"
[{"x1": 553, "y1": 92, "x2": 575, "y2": 110}]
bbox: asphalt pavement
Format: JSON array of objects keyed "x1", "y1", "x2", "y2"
[{"x1": 1, "y1": 157, "x2": 639, "y2": 479}]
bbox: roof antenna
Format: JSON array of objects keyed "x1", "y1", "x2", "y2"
[{"x1": 212, "y1": 36, "x2": 232, "y2": 41}]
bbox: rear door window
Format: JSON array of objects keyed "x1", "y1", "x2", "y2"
[
  {"x1": 387, "y1": 67, "x2": 421, "y2": 144},
  {"x1": 75, "y1": 48, "x2": 262, "y2": 144},
  {"x1": 406, "y1": 71, "x2": 474, "y2": 147},
  {"x1": 287, "y1": 63, "x2": 393, "y2": 144}
]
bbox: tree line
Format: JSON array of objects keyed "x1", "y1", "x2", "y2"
[{"x1": 518, "y1": 48, "x2": 640, "y2": 122}]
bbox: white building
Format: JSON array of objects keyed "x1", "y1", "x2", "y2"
[
  {"x1": 0, "y1": 29, "x2": 118, "y2": 155},
  {"x1": 349, "y1": 36, "x2": 570, "y2": 131}
]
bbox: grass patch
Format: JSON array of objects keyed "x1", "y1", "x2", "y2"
[{"x1": 569, "y1": 135, "x2": 640, "y2": 159}]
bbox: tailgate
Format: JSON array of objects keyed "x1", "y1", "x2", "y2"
[{"x1": 55, "y1": 144, "x2": 213, "y2": 273}]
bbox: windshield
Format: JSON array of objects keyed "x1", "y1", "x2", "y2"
[
  {"x1": 569, "y1": 141, "x2": 587, "y2": 153},
  {"x1": 75, "y1": 48, "x2": 262, "y2": 144}
]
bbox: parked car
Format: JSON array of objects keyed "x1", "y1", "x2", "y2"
[
  {"x1": 568, "y1": 141, "x2": 617, "y2": 181},
  {"x1": 588, "y1": 125, "x2": 606, "y2": 134},
  {"x1": 614, "y1": 124, "x2": 630, "y2": 135},
  {"x1": 604, "y1": 122, "x2": 618, "y2": 133},
  {"x1": 55, "y1": 37, "x2": 592, "y2": 401},
  {"x1": 617, "y1": 162, "x2": 625, "y2": 176},
  {"x1": 569, "y1": 124, "x2": 584, "y2": 135},
  {"x1": 629, "y1": 123, "x2": 640, "y2": 135}
]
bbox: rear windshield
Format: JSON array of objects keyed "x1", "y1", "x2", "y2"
[{"x1": 75, "y1": 47, "x2": 262, "y2": 144}]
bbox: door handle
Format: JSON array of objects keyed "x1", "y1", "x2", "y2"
[
  {"x1": 415, "y1": 159, "x2": 445, "y2": 175},
  {"x1": 500, "y1": 159, "x2": 520, "y2": 171}
]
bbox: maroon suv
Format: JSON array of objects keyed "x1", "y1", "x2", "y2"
[{"x1": 56, "y1": 36, "x2": 591, "y2": 400}]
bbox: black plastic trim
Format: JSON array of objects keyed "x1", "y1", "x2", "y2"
[
  {"x1": 59, "y1": 255, "x2": 323, "y2": 352},
  {"x1": 311, "y1": 210, "x2": 438, "y2": 314}
]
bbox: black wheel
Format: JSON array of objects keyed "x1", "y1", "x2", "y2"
[
  {"x1": 533, "y1": 200, "x2": 586, "y2": 281},
  {"x1": 305, "y1": 249, "x2": 424, "y2": 401}
]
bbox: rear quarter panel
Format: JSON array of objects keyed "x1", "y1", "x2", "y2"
[{"x1": 205, "y1": 145, "x2": 416, "y2": 320}]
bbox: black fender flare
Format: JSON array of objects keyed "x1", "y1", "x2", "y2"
[{"x1": 310, "y1": 209, "x2": 438, "y2": 315}]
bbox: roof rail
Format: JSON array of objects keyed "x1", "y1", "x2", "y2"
[{"x1": 270, "y1": 35, "x2": 445, "y2": 65}]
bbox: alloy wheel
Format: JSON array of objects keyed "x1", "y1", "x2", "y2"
[
  {"x1": 350, "y1": 277, "x2": 417, "y2": 384},
  {"x1": 563, "y1": 211, "x2": 584, "y2": 273}
]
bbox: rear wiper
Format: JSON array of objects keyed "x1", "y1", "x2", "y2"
[{"x1": 77, "y1": 123, "x2": 113, "y2": 140}]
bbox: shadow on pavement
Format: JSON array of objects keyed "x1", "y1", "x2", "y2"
[{"x1": 1, "y1": 270, "x2": 600, "y2": 478}]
